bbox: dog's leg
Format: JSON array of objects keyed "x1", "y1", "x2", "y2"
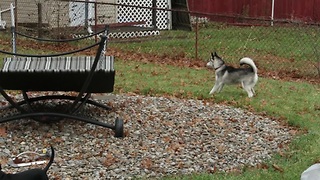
[
  {"x1": 247, "y1": 90, "x2": 254, "y2": 98},
  {"x1": 242, "y1": 82, "x2": 254, "y2": 98},
  {"x1": 249, "y1": 83, "x2": 256, "y2": 95},
  {"x1": 209, "y1": 82, "x2": 222, "y2": 95},
  {"x1": 251, "y1": 88, "x2": 255, "y2": 95},
  {"x1": 209, "y1": 75, "x2": 221, "y2": 95},
  {"x1": 209, "y1": 85, "x2": 219, "y2": 95},
  {"x1": 217, "y1": 83, "x2": 224, "y2": 93},
  {"x1": 245, "y1": 87, "x2": 254, "y2": 98}
]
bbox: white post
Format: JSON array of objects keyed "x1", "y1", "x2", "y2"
[
  {"x1": 0, "y1": 7, "x2": 12, "y2": 29},
  {"x1": 271, "y1": 0, "x2": 275, "y2": 26},
  {"x1": 10, "y1": 3, "x2": 15, "y2": 27},
  {"x1": 167, "y1": 0, "x2": 172, "y2": 30},
  {"x1": 10, "y1": 3, "x2": 16, "y2": 54},
  {"x1": 0, "y1": 9, "x2": 3, "y2": 29}
]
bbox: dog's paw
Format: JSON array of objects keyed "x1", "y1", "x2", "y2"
[{"x1": 209, "y1": 91, "x2": 214, "y2": 95}]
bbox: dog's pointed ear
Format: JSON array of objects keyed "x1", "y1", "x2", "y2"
[
  {"x1": 211, "y1": 52, "x2": 214, "y2": 57},
  {"x1": 214, "y1": 52, "x2": 218, "y2": 56}
]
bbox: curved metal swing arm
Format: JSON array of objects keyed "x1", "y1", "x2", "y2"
[
  {"x1": 0, "y1": 41, "x2": 100, "y2": 57},
  {"x1": 15, "y1": 28, "x2": 106, "y2": 43},
  {"x1": 22, "y1": 91, "x2": 35, "y2": 113},
  {"x1": 0, "y1": 112, "x2": 115, "y2": 129},
  {"x1": 68, "y1": 34, "x2": 108, "y2": 113},
  {"x1": 0, "y1": 87, "x2": 27, "y2": 113},
  {"x1": 1, "y1": 95, "x2": 111, "y2": 111}
]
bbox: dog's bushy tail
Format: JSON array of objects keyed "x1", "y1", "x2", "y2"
[
  {"x1": 240, "y1": 57, "x2": 258, "y2": 74},
  {"x1": 43, "y1": 146, "x2": 54, "y2": 172}
]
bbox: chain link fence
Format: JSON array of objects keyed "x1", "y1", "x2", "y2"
[
  {"x1": 193, "y1": 20, "x2": 320, "y2": 81},
  {"x1": 0, "y1": 0, "x2": 319, "y2": 81}
]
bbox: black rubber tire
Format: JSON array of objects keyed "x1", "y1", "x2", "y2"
[{"x1": 114, "y1": 117, "x2": 124, "y2": 138}]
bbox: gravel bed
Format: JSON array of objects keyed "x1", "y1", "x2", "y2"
[{"x1": 0, "y1": 93, "x2": 294, "y2": 179}]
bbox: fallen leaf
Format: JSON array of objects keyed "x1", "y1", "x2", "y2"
[
  {"x1": 247, "y1": 135, "x2": 254, "y2": 143},
  {"x1": 272, "y1": 164, "x2": 284, "y2": 172},
  {"x1": 0, "y1": 127, "x2": 6, "y2": 137},
  {"x1": 103, "y1": 153, "x2": 117, "y2": 167},
  {"x1": 257, "y1": 163, "x2": 269, "y2": 169},
  {"x1": 141, "y1": 157, "x2": 153, "y2": 169}
]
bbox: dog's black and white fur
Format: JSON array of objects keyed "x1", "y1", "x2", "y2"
[
  {"x1": 207, "y1": 52, "x2": 258, "y2": 98},
  {"x1": 0, "y1": 146, "x2": 54, "y2": 180}
]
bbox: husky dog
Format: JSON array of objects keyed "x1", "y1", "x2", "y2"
[
  {"x1": 0, "y1": 146, "x2": 54, "y2": 180},
  {"x1": 206, "y1": 52, "x2": 258, "y2": 98}
]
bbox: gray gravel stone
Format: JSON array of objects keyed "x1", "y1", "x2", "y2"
[{"x1": 0, "y1": 93, "x2": 294, "y2": 179}]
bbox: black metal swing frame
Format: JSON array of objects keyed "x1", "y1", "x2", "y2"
[{"x1": 0, "y1": 25, "x2": 124, "y2": 137}]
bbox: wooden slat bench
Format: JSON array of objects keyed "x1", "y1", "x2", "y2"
[
  {"x1": 0, "y1": 25, "x2": 124, "y2": 137},
  {"x1": 0, "y1": 56, "x2": 115, "y2": 92}
]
